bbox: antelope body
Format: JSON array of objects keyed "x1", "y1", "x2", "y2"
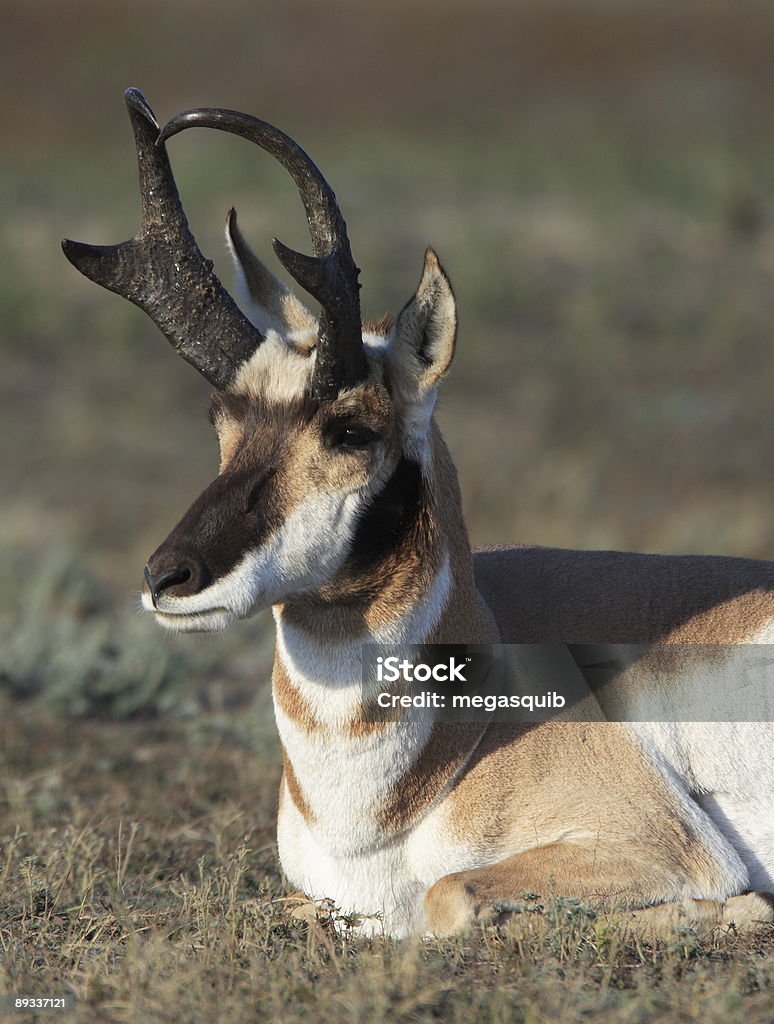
[{"x1": 64, "y1": 90, "x2": 774, "y2": 939}]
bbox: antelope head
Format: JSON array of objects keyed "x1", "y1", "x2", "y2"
[{"x1": 63, "y1": 90, "x2": 458, "y2": 633}]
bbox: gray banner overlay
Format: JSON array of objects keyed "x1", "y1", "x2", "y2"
[{"x1": 361, "y1": 644, "x2": 774, "y2": 723}]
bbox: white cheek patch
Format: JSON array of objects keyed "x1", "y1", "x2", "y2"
[{"x1": 142, "y1": 488, "x2": 367, "y2": 629}]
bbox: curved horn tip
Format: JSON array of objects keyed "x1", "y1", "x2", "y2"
[
  {"x1": 124, "y1": 87, "x2": 159, "y2": 129},
  {"x1": 157, "y1": 109, "x2": 214, "y2": 146}
]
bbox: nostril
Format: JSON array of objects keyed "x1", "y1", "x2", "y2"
[
  {"x1": 144, "y1": 564, "x2": 193, "y2": 608},
  {"x1": 158, "y1": 565, "x2": 192, "y2": 590}
]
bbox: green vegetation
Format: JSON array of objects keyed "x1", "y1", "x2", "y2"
[{"x1": 2, "y1": 1, "x2": 773, "y2": 1020}]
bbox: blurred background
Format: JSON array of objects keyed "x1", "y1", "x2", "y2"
[{"x1": 3, "y1": 0, "x2": 774, "y2": 717}]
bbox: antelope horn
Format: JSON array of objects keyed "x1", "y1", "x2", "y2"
[
  {"x1": 158, "y1": 107, "x2": 367, "y2": 400},
  {"x1": 62, "y1": 88, "x2": 264, "y2": 390}
]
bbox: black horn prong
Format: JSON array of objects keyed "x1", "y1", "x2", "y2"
[
  {"x1": 272, "y1": 239, "x2": 327, "y2": 296},
  {"x1": 62, "y1": 89, "x2": 265, "y2": 390},
  {"x1": 61, "y1": 238, "x2": 136, "y2": 284},
  {"x1": 158, "y1": 107, "x2": 367, "y2": 399}
]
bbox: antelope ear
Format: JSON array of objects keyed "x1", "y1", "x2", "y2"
[
  {"x1": 226, "y1": 208, "x2": 316, "y2": 337},
  {"x1": 388, "y1": 248, "x2": 457, "y2": 403}
]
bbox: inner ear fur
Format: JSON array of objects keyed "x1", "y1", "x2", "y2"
[
  {"x1": 389, "y1": 248, "x2": 457, "y2": 398},
  {"x1": 226, "y1": 207, "x2": 316, "y2": 338}
]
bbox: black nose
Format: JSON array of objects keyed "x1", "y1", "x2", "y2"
[{"x1": 144, "y1": 563, "x2": 193, "y2": 608}]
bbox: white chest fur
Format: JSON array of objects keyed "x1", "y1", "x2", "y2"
[
  {"x1": 277, "y1": 774, "x2": 490, "y2": 937},
  {"x1": 272, "y1": 555, "x2": 466, "y2": 931}
]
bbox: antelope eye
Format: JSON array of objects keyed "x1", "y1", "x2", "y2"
[{"x1": 328, "y1": 422, "x2": 380, "y2": 450}]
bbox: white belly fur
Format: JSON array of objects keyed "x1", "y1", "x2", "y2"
[
  {"x1": 631, "y1": 721, "x2": 774, "y2": 891},
  {"x1": 627, "y1": 626, "x2": 774, "y2": 891},
  {"x1": 697, "y1": 793, "x2": 774, "y2": 890}
]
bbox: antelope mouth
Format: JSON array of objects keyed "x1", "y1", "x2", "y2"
[{"x1": 150, "y1": 606, "x2": 237, "y2": 634}]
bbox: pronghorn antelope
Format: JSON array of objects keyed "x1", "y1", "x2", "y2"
[{"x1": 63, "y1": 89, "x2": 774, "y2": 939}]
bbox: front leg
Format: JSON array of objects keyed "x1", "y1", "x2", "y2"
[{"x1": 423, "y1": 844, "x2": 774, "y2": 939}]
